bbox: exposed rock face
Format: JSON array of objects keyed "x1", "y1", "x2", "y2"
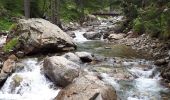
[
  {"x1": 75, "y1": 52, "x2": 94, "y2": 62},
  {"x1": 0, "y1": 55, "x2": 17, "y2": 87},
  {"x1": 7, "y1": 18, "x2": 76, "y2": 54},
  {"x1": 56, "y1": 75, "x2": 117, "y2": 100},
  {"x1": 43, "y1": 56, "x2": 80, "y2": 87}
]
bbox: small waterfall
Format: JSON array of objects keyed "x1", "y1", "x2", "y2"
[
  {"x1": 73, "y1": 31, "x2": 88, "y2": 43},
  {"x1": 0, "y1": 58, "x2": 59, "y2": 100}
]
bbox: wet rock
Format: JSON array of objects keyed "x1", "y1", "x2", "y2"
[
  {"x1": 7, "y1": 18, "x2": 76, "y2": 55},
  {"x1": 154, "y1": 59, "x2": 167, "y2": 66},
  {"x1": 56, "y1": 75, "x2": 117, "y2": 100},
  {"x1": 16, "y1": 51, "x2": 25, "y2": 58},
  {"x1": 161, "y1": 62, "x2": 170, "y2": 80},
  {"x1": 168, "y1": 50, "x2": 170, "y2": 56},
  {"x1": 15, "y1": 62, "x2": 25, "y2": 72},
  {"x1": 0, "y1": 55, "x2": 17, "y2": 87},
  {"x1": 75, "y1": 52, "x2": 94, "y2": 63},
  {"x1": 108, "y1": 33, "x2": 125, "y2": 40},
  {"x1": 62, "y1": 52, "x2": 81, "y2": 63},
  {"x1": 66, "y1": 31, "x2": 76, "y2": 38},
  {"x1": 43, "y1": 56, "x2": 80, "y2": 87},
  {"x1": 10, "y1": 74, "x2": 23, "y2": 93},
  {"x1": 0, "y1": 72, "x2": 8, "y2": 87},
  {"x1": 83, "y1": 31, "x2": 101, "y2": 40}
]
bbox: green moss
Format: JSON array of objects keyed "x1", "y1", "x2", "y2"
[{"x1": 3, "y1": 37, "x2": 19, "y2": 53}]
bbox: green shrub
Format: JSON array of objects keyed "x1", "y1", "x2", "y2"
[
  {"x1": 144, "y1": 20, "x2": 161, "y2": 37},
  {"x1": 133, "y1": 18, "x2": 144, "y2": 34},
  {"x1": 0, "y1": 18, "x2": 13, "y2": 31},
  {"x1": 3, "y1": 37, "x2": 19, "y2": 53}
]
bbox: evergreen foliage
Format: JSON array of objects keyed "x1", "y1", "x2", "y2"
[{"x1": 0, "y1": 0, "x2": 169, "y2": 39}]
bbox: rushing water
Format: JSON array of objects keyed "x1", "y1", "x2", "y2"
[
  {"x1": 0, "y1": 16, "x2": 170, "y2": 100},
  {"x1": 73, "y1": 24, "x2": 170, "y2": 100},
  {"x1": 73, "y1": 30, "x2": 88, "y2": 43},
  {"x1": 0, "y1": 58, "x2": 59, "y2": 100}
]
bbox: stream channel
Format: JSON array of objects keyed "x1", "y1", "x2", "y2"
[{"x1": 0, "y1": 17, "x2": 170, "y2": 100}]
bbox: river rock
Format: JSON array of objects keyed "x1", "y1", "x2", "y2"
[
  {"x1": 62, "y1": 52, "x2": 81, "y2": 63},
  {"x1": 43, "y1": 56, "x2": 80, "y2": 87},
  {"x1": 56, "y1": 75, "x2": 117, "y2": 100},
  {"x1": 161, "y1": 62, "x2": 170, "y2": 80},
  {"x1": 7, "y1": 18, "x2": 76, "y2": 54},
  {"x1": 10, "y1": 74, "x2": 23, "y2": 93},
  {"x1": 0, "y1": 55, "x2": 17, "y2": 87},
  {"x1": 108, "y1": 33, "x2": 125, "y2": 40},
  {"x1": 75, "y1": 52, "x2": 94, "y2": 62},
  {"x1": 168, "y1": 50, "x2": 170, "y2": 57},
  {"x1": 66, "y1": 31, "x2": 76, "y2": 38},
  {"x1": 154, "y1": 59, "x2": 167, "y2": 66},
  {"x1": 83, "y1": 32, "x2": 101, "y2": 40}
]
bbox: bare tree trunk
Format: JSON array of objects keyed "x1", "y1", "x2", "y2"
[
  {"x1": 75, "y1": 0, "x2": 84, "y2": 25},
  {"x1": 109, "y1": 0, "x2": 114, "y2": 12},
  {"x1": 50, "y1": 0, "x2": 61, "y2": 28},
  {"x1": 24, "y1": 0, "x2": 30, "y2": 18}
]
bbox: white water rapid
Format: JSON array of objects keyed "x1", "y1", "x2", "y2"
[
  {"x1": 73, "y1": 30, "x2": 88, "y2": 43},
  {"x1": 0, "y1": 58, "x2": 60, "y2": 100},
  {"x1": 101, "y1": 60, "x2": 169, "y2": 100}
]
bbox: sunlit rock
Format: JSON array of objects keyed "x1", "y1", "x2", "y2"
[
  {"x1": 43, "y1": 56, "x2": 80, "y2": 87},
  {"x1": 56, "y1": 75, "x2": 117, "y2": 100},
  {"x1": 7, "y1": 18, "x2": 76, "y2": 55}
]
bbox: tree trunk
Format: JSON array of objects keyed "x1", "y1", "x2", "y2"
[
  {"x1": 24, "y1": 0, "x2": 30, "y2": 18},
  {"x1": 75, "y1": 0, "x2": 84, "y2": 25},
  {"x1": 50, "y1": 0, "x2": 61, "y2": 28},
  {"x1": 109, "y1": 0, "x2": 114, "y2": 12}
]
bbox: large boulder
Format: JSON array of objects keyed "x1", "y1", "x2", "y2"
[
  {"x1": 43, "y1": 56, "x2": 80, "y2": 87},
  {"x1": 7, "y1": 18, "x2": 76, "y2": 55},
  {"x1": 0, "y1": 55, "x2": 17, "y2": 87},
  {"x1": 56, "y1": 75, "x2": 117, "y2": 100}
]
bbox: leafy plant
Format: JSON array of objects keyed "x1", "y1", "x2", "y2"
[
  {"x1": 0, "y1": 18, "x2": 13, "y2": 31},
  {"x1": 133, "y1": 18, "x2": 144, "y2": 34},
  {"x1": 3, "y1": 37, "x2": 19, "y2": 53}
]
